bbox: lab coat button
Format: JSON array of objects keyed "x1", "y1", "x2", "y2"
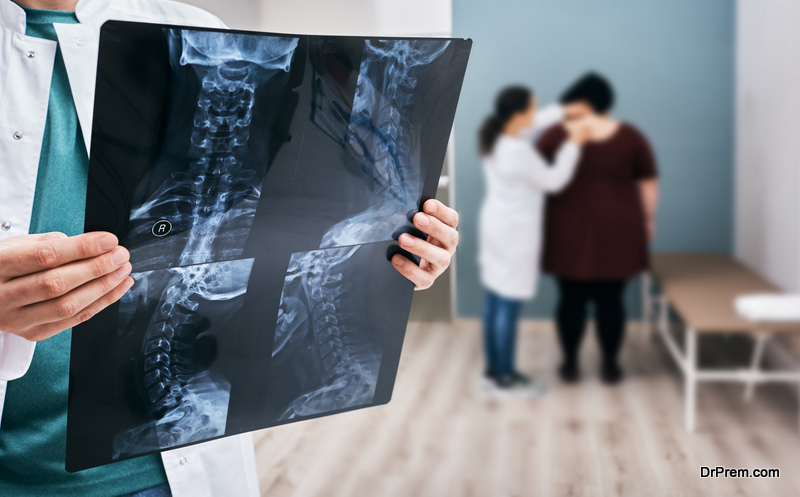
[
  {"x1": 26, "y1": 51, "x2": 35, "y2": 58},
  {"x1": 179, "y1": 456, "x2": 187, "y2": 465},
  {"x1": 13, "y1": 131, "x2": 22, "y2": 140},
  {"x1": 76, "y1": 38, "x2": 85, "y2": 46},
  {"x1": 1, "y1": 222, "x2": 10, "y2": 231}
]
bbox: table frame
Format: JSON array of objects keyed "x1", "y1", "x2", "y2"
[{"x1": 641, "y1": 272, "x2": 800, "y2": 432}]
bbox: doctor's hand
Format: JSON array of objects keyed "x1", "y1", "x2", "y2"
[
  {"x1": 0, "y1": 232, "x2": 133, "y2": 342},
  {"x1": 564, "y1": 117, "x2": 594, "y2": 146},
  {"x1": 392, "y1": 199, "x2": 459, "y2": 290}
]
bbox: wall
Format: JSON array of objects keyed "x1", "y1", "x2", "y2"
[
  {"x1": 180, "y1": 0, "x2": 261, "y2": 31},
  {"x1": 258, "y1": 0, "x2": 451, "y2": 36},
  {"x1": 735, "y1": 0, "x2": 800, "y2": 292},
  {"x1": 182, "y1": 0, "x2": 451, "y2": 36},
  {"x1": 453, "y1": 0, "x2": 736, "y2": 317}
]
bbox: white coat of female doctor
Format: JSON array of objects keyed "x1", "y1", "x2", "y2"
[{"x1": 478, "y1": 95, "x2": 590, "y2": 301}]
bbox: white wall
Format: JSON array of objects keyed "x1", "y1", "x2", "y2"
[
  {"x1": 181, "y1": 0, "x2": 261, "y2": 31},
  {"x1": 180, "y1": 0, "x2": 451, "y2": 36},
  {"x1": 735, "y1": 0, "x2": 800, "y2": 292},
  {"x1": 258, "y1": 0, "x2": 451, "y2": 36}
]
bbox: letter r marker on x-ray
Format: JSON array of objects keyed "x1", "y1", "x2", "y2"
[{"x1": 152, "y1": 220, "x2": 172, "y2": 237}]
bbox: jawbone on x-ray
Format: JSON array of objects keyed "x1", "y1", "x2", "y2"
[{"x1": 66, "y1": 21, "x2": 470, "y2": 472}]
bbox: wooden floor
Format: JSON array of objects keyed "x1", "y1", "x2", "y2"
[{"x1": 253, "y1": 321, "x2": 800, "y2": 497}]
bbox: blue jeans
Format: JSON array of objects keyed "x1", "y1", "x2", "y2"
[{"x1": 482, "y1": 290, "x2": 522, "y2": 377}]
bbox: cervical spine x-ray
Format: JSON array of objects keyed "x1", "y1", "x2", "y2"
[{"x1": 66, "y1": 21, "x2": 470, "y2": 471}]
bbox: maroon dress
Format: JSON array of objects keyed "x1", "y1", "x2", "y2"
[{"x1": 537, "y1": 123, "x2": 657, "y2": 281}]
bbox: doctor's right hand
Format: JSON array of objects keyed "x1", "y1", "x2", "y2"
[
  {"x1": 563, "y1": 117, "x2": 594, "y2": 146},
  {"x1": 0, "y1": 232, "x2": 133, "y2": 342}
]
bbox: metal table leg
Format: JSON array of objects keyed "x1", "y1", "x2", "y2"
[
  {"x1": 744, "y1": 332, "x2": 770, "y2": 401},
  {"x1": 685, "y1": 328, "x2": 697, "y2": 432}
]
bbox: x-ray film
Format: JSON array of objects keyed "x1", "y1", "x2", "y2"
[{"x1": 65, "y1": 21, "x2": 470, "y2": 471}]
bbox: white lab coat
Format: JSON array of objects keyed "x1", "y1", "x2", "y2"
[
  {"x1": 478, "y1": 106, "x2": 581, "y2": 300},
  {"x1": 0, "y1": 0, "x2": 259, "y2": 495}
]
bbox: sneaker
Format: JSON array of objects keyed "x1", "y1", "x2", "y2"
[
  {"x1": 558, "y1": 362, "x2": 580, "y2": 383},
  {"x1": 507, "y1": 371, "x2": 532, "y2": 386},
  {"x1": 492, "y1": 372, "x2": 546, "y2": 398}
]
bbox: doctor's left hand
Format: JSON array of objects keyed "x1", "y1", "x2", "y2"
[{"x1": 392, "y1": 199, "x2": 459, "y2": 290}]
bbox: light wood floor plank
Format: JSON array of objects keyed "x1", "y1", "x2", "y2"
[{"x1": 253, "y1": 320, "x2": 800, "y2": 497}]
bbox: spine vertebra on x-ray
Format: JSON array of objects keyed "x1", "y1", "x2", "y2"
[
  {"x1": 273, "y1": 246, "x2": 382, "y2": 419},
  {"x1": 113, "y1": 30, "x2": 299, "y2": 456},
  {"x1": 313, "y1": 39, "x2": 451, "y2": 248},
  {"x1": 270, "y1": 38, "x2": 455, "y2": 421},
  {"x1": 126, "y1": 30, "x2": 298, "y2": 271},
  {"x1": 113, "y1": 259, "x2": 253, "y2": 457},
  {"x1": 66, "y1": 19, "x2": 469, "y2": 472}
]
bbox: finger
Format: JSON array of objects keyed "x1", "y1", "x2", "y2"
[
  {"x1": 0, "y1": 232, "x2": 119, "y2": 279},
  {"x1": 40, "y1": 231, "x2": 69, "y2": 239},
  {"x1": 412, "y1": 212, "x2": 459, "y2": 253},
  {"x1": 0, "y1": 232, "x2": 67, "y2": 250},
  {"x1": 3, "y1": 246, "x2": 130, "y2": 308},
  {"x1": 391, "y1": 254, "x2": 436, "y2": 290},
  {"x1": 12, "y1": 262, "x2": 132, "y2": 327},
  {"x1": 423, "y1": 199, "x2": 459, "y2": 228},
  {"x1": 398, "y1": 233, "x2": 451, "y2": 270},
  {"x1": 22, "y1": 232, "x2": 69, "y2": 242},
  {"x1": 19, "y1": 276, "x2": 135, "y2": 342}
]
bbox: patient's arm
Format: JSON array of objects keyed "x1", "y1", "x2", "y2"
[{"x1": 639, "y1": 178, "x2": 659, "y2": 240}]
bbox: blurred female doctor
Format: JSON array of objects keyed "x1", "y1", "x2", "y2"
[{"x1": 478, "y1": 86, "x2": 590, "y2": 391}]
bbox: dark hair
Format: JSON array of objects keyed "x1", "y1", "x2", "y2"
[
  {"x1": 479, "y1": 86, "x2": 532, "y2": 155},
  {"x1": 560, "y1": 72, "x2": 614, "y2": 114}
]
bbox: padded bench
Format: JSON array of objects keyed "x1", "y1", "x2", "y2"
[{"x1": 641, "y1": 253, "x2": 800, "y2": 432}]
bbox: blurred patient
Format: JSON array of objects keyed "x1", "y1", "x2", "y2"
[
  {"x1": 477, "y1": 86, "x2": 590, "y2": 392},
  {"x1": 537, "y1": 73, "x2": 660, "y2": 384}
]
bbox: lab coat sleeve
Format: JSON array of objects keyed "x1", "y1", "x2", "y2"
[
  {"x1": 518, "y1": 141, "x2": 581, "y2": 193},
  {"x1": 0, "y1": 332, "x2": 36, "y2": 381},
  {"x1": 519, "y1": 105, "x2": 564, "y2": 142}
]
